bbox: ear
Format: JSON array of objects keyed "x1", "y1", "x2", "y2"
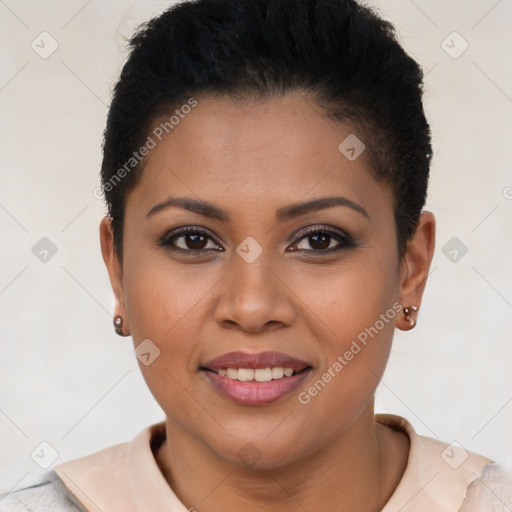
[
  {"x1": 99, "y1": 216, "x2": 130, "y2": 329},
  {"x1": 396, "y1": 211, "x2": 436, "y2": 331}
]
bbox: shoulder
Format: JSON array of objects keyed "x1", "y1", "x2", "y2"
[
  {"x1": 0, "y1": 470, "x2": 85, "y2": 512},
  {"x1": 377, "y1": 414, "x2": 499, "y2": 511},
  {"x1": 460, "y1": 462, "x2": 512, "y2": 511}
]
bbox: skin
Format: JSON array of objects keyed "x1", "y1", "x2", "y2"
[{"x1": 100, "y1": 92, "x2": 435, "y2": 511}]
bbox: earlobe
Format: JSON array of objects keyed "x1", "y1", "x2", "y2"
[{"x1": 397, "y1": 211, "x2": 436, "y2": 331}]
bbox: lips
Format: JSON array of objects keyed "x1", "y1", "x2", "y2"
[
  {"x1": 202, "y1": 351, "x2": 311, "y2": 372},
  {"x1": 201, "y1": 351, "x2": 313, "y2": 406}
]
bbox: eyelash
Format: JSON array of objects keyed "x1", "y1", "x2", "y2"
[{"x1": 158, "y1": 225, "x2": 356, "y2": 256}]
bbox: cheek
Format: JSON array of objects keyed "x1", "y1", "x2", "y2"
[
  {"x1": 291, "y1": 254, "x2": 399, "y2": 416},
  {"x1": 293, "y1": 252, "x2": 398, "y2": 346},
  {"x1": 123, "y1": 245, "x2": 217, "y2": 351},
  {"x1": 122, "y1": 249, "x2": 223, "y2": 412}
]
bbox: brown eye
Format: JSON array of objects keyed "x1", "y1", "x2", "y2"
[
  {"x1": 159, "y1": 227, "x2": 222, "y2": 253},
  {"x1": 179, "y1": 233, "x2": 208, "y2": 250},
  {"x1": 306, "y1": 232, "x2": 333, "y2": 250},
  {"x1": 290, "y1": 227, "x2": 355, "y2": 254}
]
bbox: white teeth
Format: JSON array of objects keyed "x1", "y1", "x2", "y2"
[
  {"x1": 254, "y1": 368, "x2": 272, "y2": 382},
  {"x1": 217, "y1": 367, "x2": 296, "y2": 381},
  {"x1": 271, "y1": 367, "x2": 284, "y2": 379},
  {"x1": 237, "y1": 368, "x2": 254, "y2": 381},
  {"x1": 226, "y1": 368, "x2": 238, "y2": 379}
]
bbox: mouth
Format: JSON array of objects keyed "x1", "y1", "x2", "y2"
[{"x1": 201, "y1": 351, "x2": 313, "y2": 406}]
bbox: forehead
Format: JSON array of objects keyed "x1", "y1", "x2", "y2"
[{"x1": 126, "y1": 93, "x2": 392, "y2": 220}]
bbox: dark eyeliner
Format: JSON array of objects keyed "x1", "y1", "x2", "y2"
[
  {"x1": 157, "y1": 226, "x2": 222, "y2": 253},
  {"x1": 289, "y1": 226, "x2": 356, "y2": 254},
  {"x1": 157, "y1": 225, "x2": 355, "y2": 254}
]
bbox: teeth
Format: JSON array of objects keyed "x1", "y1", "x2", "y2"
[
  {"x1": 237, "y1": 368, "x2": 254, "y2": 381},
  {"x1": 254, "y1": 368, "x2": 272, "y2": 382},
  {"x1": 272, "y1": 367, "x2": 284, "y2": 379},
  {"x1": 226, "y1": 368, "x2": 238, "y2": 379},
  {"x1": 216, "y1": 367, "x2": 297, "y2": 381}
]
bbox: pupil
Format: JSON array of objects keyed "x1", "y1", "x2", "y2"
[
  {"x1": 311, "y1": 234, "x2": 329, "y2": 250},
  {"x1": 188, "y1": 234, "x2": 206, "y2": 249}
]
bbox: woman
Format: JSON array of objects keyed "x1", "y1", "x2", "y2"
[{"x1": 1, "y1": 0, "x2": 510, "y2": 510}]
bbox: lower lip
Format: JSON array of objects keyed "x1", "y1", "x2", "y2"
[{"x1": 203, "y1": 369, "x2": 312, "y2": 406}]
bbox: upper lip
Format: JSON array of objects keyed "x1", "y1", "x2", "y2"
[{"x1": 202, "y1": 351, "x2": 311, "y2": 372}]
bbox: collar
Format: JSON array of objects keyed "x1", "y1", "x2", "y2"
[
  {"x1": 54, "y1": 421, "x2": 186, "y2": 512},
  {"x1": 54, "y1": 414, "x2": 491, "y2": 511},
  {"x1": 375, "y1": 413, "x2": 491, "y2": 511}
]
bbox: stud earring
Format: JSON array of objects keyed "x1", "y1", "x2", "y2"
[
  {"x1": 403, "y1": 305, "x2": 418, "y2": 329},
  {"x1": 113, "y1": 315, "x2": 124, "y2": 336}
]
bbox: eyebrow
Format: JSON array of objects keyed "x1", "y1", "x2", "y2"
[{"x1": 146, "y1": 195, "x2": 369, "y2": 222}]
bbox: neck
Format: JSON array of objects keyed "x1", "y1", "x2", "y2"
[{"x1": 155, "y1": 403, "x2": 409, "y2": 512}]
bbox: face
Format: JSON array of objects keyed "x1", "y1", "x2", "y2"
[{"x1": 101, "y1": 93, "x2": 434, "y2": 469}]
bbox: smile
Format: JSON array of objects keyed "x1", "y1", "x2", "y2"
[
  {"x1": 201, "y1": 351, "x2": 313, "y2": 405},
  {"x1": 218, "y1": 367, "x2": 295, "y2": 381}
]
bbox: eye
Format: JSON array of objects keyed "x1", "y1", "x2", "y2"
[
  {"x1": 289, "y1": 226, "x2": 355, "y2": 254},
  {"x1": 158, "y1": 225, "x2": 355, "y2": 255},
  {"x1": 158, "y1": 227, "x2": 222, "y2": 253}
]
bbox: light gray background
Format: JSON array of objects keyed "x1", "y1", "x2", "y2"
[{"x1": 1, "y1": 0, "x2": 511, "y2": 492}]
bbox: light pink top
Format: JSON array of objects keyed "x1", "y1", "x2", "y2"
[{"x1": 53, "y1": 414, "x2": 502, "y2": 511}]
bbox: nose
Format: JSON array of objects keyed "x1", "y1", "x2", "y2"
[{"x1": 213, "y1": 251, "x2": 296, "y2": 334}]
